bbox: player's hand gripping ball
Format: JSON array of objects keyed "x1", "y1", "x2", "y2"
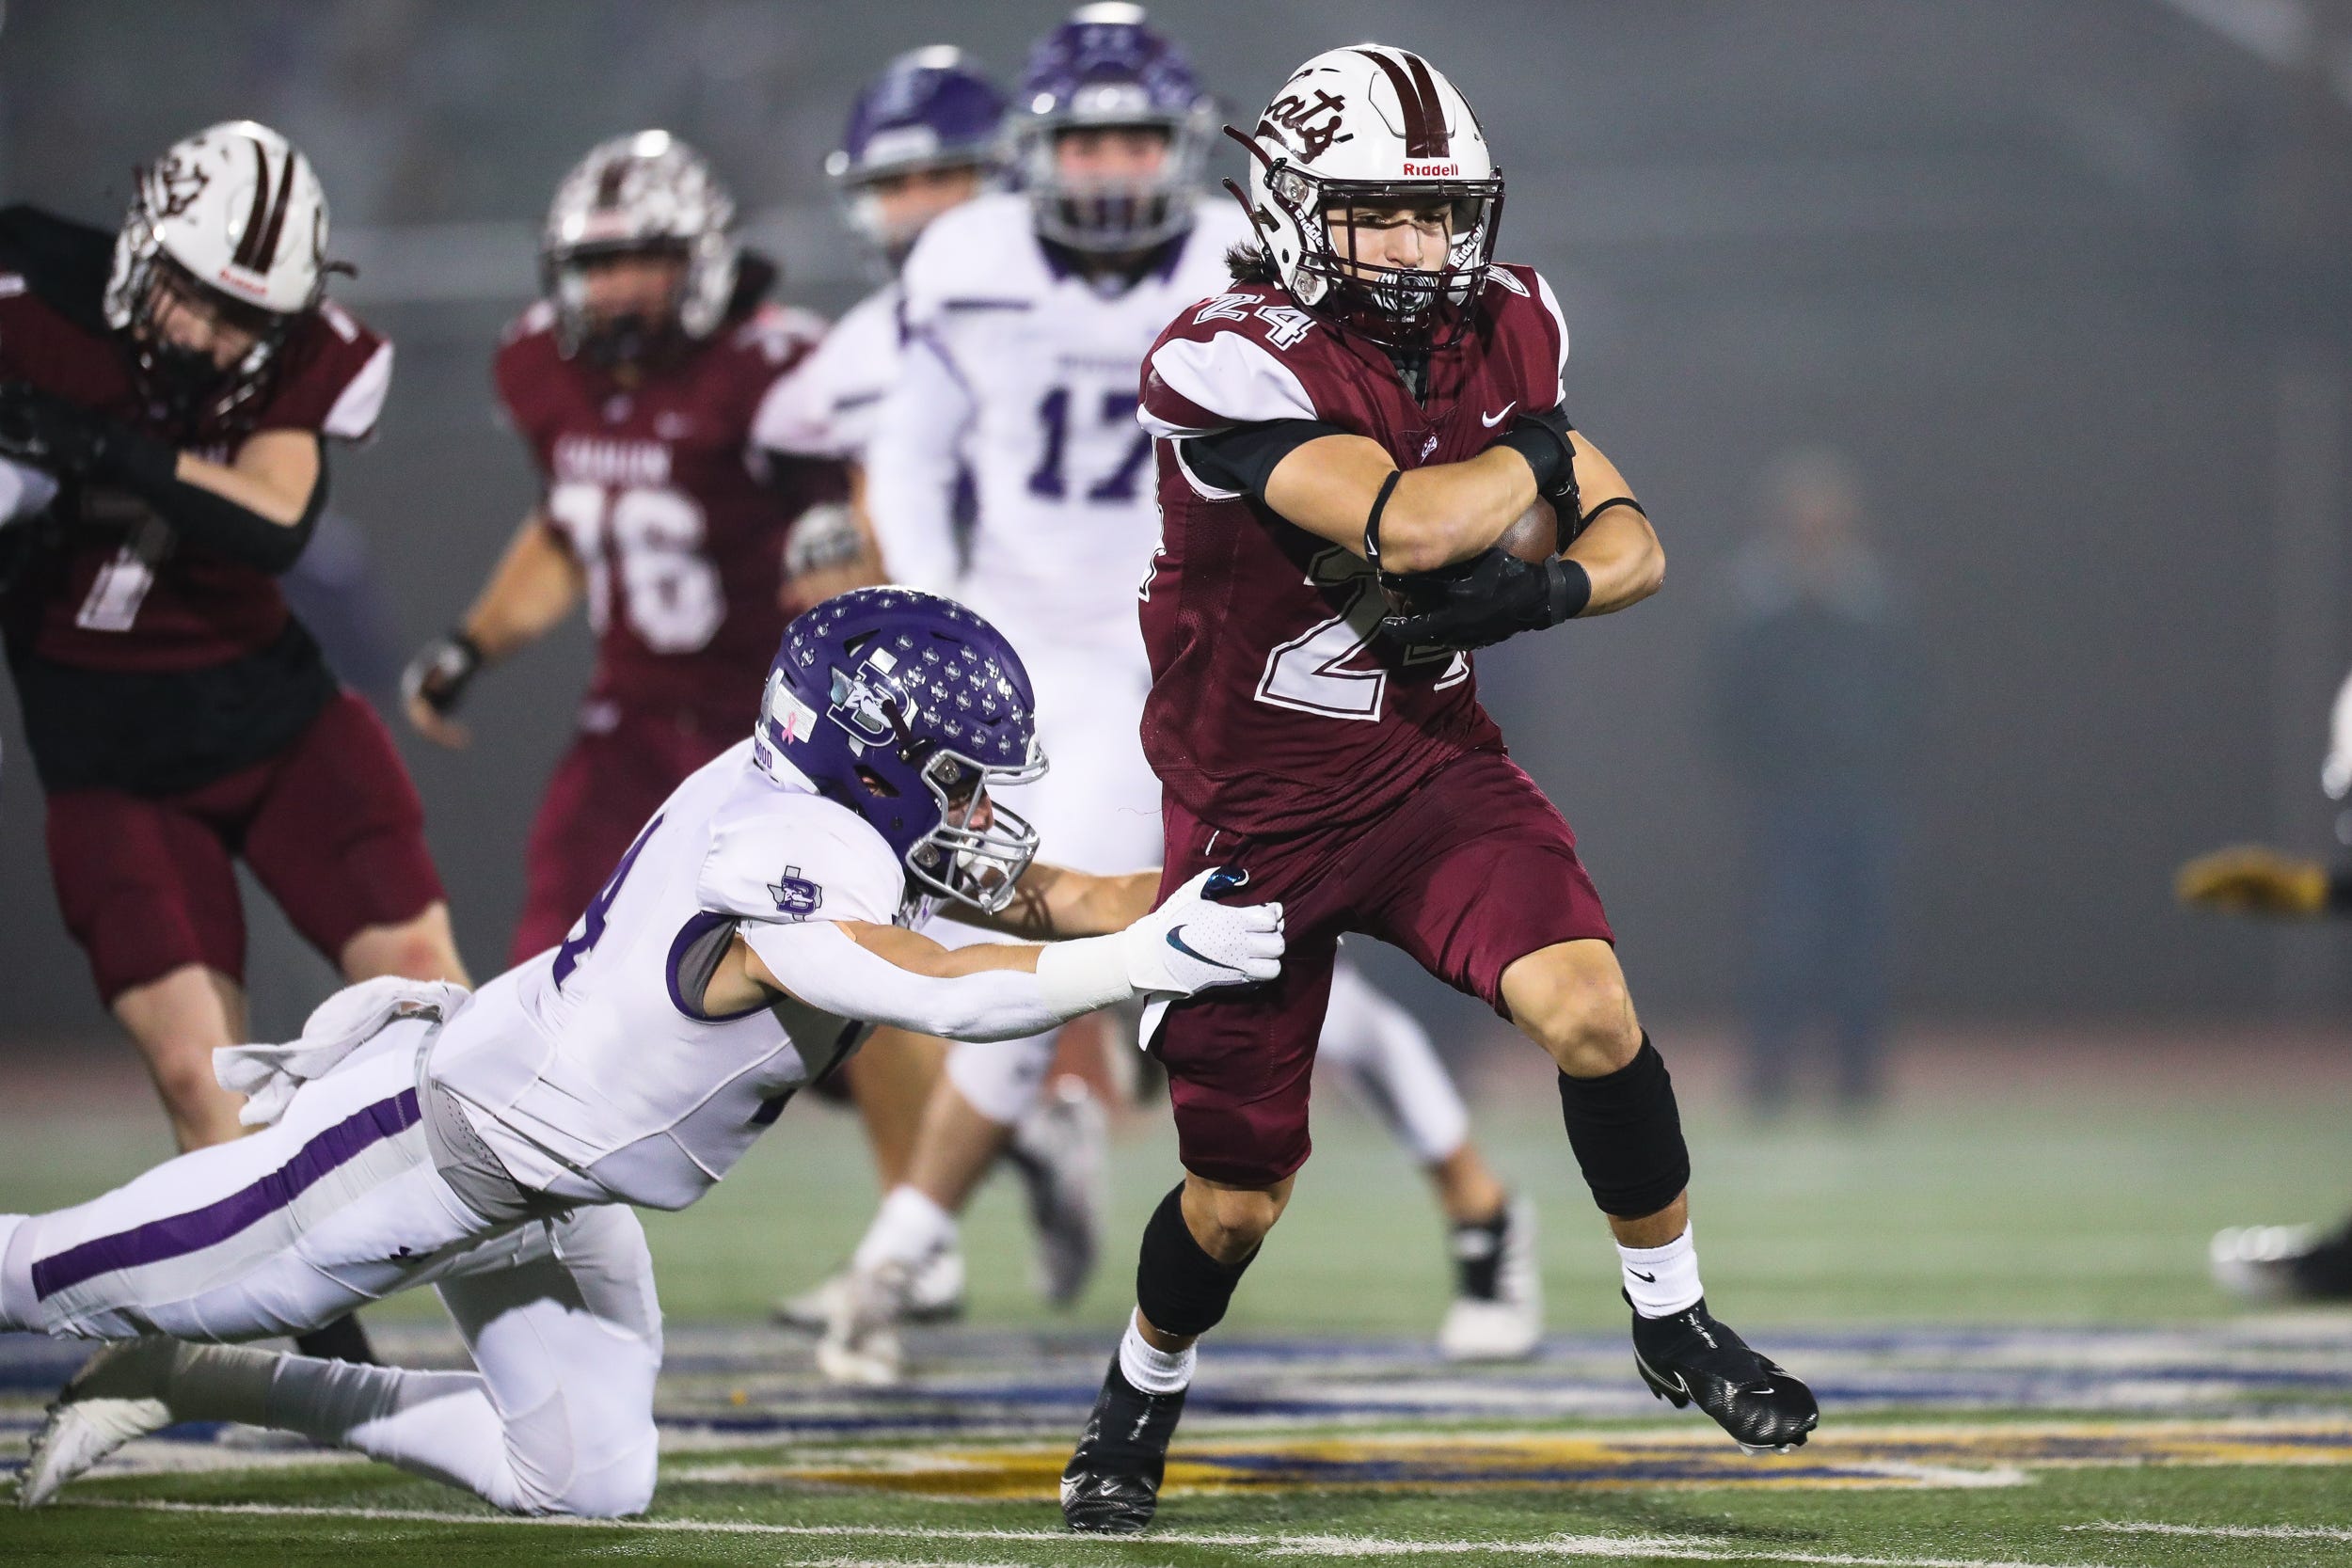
[
  {"x1": 2174, "y1": 845, "x2": 2328, "y2": 916},
  {"x1": 1379, "y1": 499, "x2": 1577, "y2": 651}
]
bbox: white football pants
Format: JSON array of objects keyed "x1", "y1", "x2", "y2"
[{"x1": 0, "y1": 1021, "x2": 662, "y2": 1517}]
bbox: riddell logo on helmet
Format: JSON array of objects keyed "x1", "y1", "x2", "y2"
[{"x1": 1402, "y1": 162, "x2": 1459, "y2": 177}]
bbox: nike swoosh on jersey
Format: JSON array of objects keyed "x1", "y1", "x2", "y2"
[
  {"x1": 1480, "y1": 400, "x2": 1518, "y2": 428},
  {"x1": 1165, "y1": 926, "x2": 1234, "y2": 970}
]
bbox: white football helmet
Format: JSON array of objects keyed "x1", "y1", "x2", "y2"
[
  {"x1": 1228, "y1": 45, "x2": 1503, "y2": 348},
  {"x1": 103, "y1": 120, "x2": 335, "y2": 428},
  {"x1": 541, "y1": 130, "x2": 739, "y2": 361}
]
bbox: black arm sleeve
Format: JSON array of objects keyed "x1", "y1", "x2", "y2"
[
  {"x1": 103, "y1": 428, "x2": 326, "y2": 576},
  {"x1": 1177, "y1": 419, "x2": 1346, "y2": 503}
]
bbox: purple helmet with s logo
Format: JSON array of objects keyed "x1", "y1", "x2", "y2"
[
  {"x1": 1016, "y1": 3, "x2": 1214, "y2": 253},
  {"x1": 755, "y1": 587, "x2": 1045, "y2": 916}
]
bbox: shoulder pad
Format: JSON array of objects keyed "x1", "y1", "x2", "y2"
[
  {"x1": 501, "y1": 299, "x2": 560, "y2": 347},
  {"x1": 1140, "y1": 292, "x2": 1324, "y2": 437},
  {"x1": 696, "y1": 779, "x2": 903, "y2": 928},
  {"x1": 731, "y1": 303, "x2": 826, "y2": 367}
]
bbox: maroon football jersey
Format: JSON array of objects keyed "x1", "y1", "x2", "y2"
[
  {"x1": 0, "y1": 280, "x2": 390, "y2": 673},
  {"x1": 493, "y1": 298, "x2": 840, "y2": 733},
  {"x1": 1135, "y1": 263, "x2": 1572, "y2": 837}
]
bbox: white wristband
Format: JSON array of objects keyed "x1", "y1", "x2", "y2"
[{"x1": 1035, "y1": 934, "x2": 1138, "y2": 1017}]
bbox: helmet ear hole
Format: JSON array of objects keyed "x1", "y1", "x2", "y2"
[{"x1": 855, "y1": 766, "x2": 900, "y2": 799}]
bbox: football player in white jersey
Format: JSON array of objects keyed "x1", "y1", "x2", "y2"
[
  {"x1": 2, "y1": 588, "x2": 1286, "y2": 1518},
  {"x1": 828, "y1": 3, "x2": 1541, "y2": 1383},
  {"x1": 755, "y1": 45, "x2": 1040, "y2": 1335}
]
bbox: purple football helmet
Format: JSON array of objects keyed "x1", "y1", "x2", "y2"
[
  {"x1": 1016, "y1": 3, "x2": 1214, "y2": 253},
  {"x1": 828, "y1": 46, "x2": 1009, "y2": 265},
  {"x1": 755, "y1": 587, "x2": 1045, "y2": 916}
]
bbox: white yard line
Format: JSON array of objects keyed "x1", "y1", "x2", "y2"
[
  {"x1": 1260, "y1": 1536, "x2": 2109, "y2": 1566},
  {"x1": 2070, "y1": 1520, "x2": 2352, "y2": 1543},
  {"x1": 77, "y1": 1499, "x2": 2116, "y2": 1567}
]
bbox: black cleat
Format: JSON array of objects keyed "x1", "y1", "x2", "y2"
[
  {"x1": 1060, "y1": 1357, "x2": 1187, "y2": 1533},
  {"x1": 1629, "y1": 1294, "x2": 1818, "y2": 1454}
]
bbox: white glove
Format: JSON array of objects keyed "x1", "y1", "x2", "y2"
[
  {"x1": 2325, "y1": 665, "x2": 2352, "y2": 800},
  {"x1": 1116, "y1": 867, "x2": 1284, "y2": 996}
]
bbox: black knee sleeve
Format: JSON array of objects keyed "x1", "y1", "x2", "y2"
[
  {"x1": 1558, "y1": 1036, "x2": 1691, "y2": 1218},
  {"x1": 1135, "y1": 1183, "x2": 1257, "y2": 1337}
]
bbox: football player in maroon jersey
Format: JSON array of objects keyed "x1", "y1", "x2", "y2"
[
  {"x1": 0, "y1": 122, "x2": 465, "y2": 1365},
  {"x1": 402, "y1": 132, "x2": 848, "y2": 968},
  {"x1": 1059, "y1": 49, "x2": 1818, "y2": 1532}
]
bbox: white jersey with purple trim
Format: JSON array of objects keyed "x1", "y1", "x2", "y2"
[
  {"x1": 427, "y1": 739, "x2": 906, "y2": 1211},
  {"x1": 865, "y1": 191, "x2": 1251, "y2": 662},
  {"x1": 752, "y1": 281, "x2": 904, "y2": 465}
]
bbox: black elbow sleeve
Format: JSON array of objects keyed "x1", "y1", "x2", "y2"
[{"x1": 107, "y1": 431, "x2": 326, "y2": 576}]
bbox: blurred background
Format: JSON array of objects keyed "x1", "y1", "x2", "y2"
[{"x1": 3, "y1": 0, "x2": 2351, "y2": 1110}]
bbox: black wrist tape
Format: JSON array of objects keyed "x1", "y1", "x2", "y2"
[
  {"x1": 1135, "y1": 1182, "x2": 1258, "y2": 1338},
  {"x1": 1362, "y1": 469, "x2": 1401, "y2": 571},
  {"x1": 1557, "y1": 1036, "x2": 1691, "y2": 1219},
  {"x1": 1545, "y1": 559, "x2": 1593, "y2": 624}
]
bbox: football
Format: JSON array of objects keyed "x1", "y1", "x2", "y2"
[{"x1": 1496, "y1": 497, "x2": 1562, "y2": 562}]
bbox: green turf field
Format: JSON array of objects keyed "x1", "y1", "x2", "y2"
[{"x1": 5, "y1": 1044, "x2": 2350, "y2": 1565}]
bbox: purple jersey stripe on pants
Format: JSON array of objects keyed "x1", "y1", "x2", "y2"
[{"x1": 31, "y1": 1088, "x2": 423, "y2": 1300}]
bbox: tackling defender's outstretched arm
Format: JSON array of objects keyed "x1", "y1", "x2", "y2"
[{"x1": 716, "y1": 867, "x2": 1284, "y2": 1043}]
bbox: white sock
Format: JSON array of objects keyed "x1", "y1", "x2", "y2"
[
  {"x1": 853, "y1": 1186, "x2": 958, "y2": 1272},
  {"x1": 1118, "y1": 1311, "x2": 1196, "y2": 1395},
  {"x1": 0, "y1": 1215, "x2": 34, "y2": 1332},
  {"x1": 1618, "y1": 1225, "x2": 1704, "y2": 1318},
  {"x1": 173, "y1": 1342, "x2": 524, "y2": 1509}
]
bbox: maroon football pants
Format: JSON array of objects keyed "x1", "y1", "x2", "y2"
[
  {"x1": 1152, "y1": 747, "x2": 1613, "y2": 1188},
  {"x1": 45, "y1": 692, "x2": 446, "y2": 1005}
]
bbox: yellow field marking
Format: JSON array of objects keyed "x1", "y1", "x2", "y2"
[{"x1": 722, "y1": 1416, "x2": 2352, "y2": 1500}]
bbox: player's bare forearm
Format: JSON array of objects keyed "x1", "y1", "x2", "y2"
[
  {"x1": 1264, "y1": 435, "x2": 1534, "y2": 573},
  {"x1": 950, "y1": 863, "x2": 1159, "y2": 940},
  {"x1": 461, "y1": 512, "x2": 584, "y2": 660},
  {"x1": 1556, "y1": 432, "x2": 1660, "y2": 614},
  {"x1": 175, "y1": 429, "x2": 320, "y2": 525},
  {"x1": 1565, "y1": 506, "x2": 1663, "y2": 615}
]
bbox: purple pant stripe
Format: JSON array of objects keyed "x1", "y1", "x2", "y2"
[{"x1": 32, "y1": 1088, "x2": 422, "y2": 1301}]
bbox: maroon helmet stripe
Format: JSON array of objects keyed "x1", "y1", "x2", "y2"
[
  {"x1": 1402, "y1": 54, "x2": 1453, "y2": 157},
  {"x1": 254, "y1": 142, "x2": 298, "y2": 272},
  {"x1": 1356, "y1": 48, "x2": 1449, "y2": 160},
  {"x1": 232, "y1": 138, "x2": 275, "y2": 270}
]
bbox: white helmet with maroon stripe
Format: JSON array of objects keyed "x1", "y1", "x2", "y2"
[
  {"x1": 103, "y1": 120, "x2": 335, "y2": 429},
  {"x1": 1227, "y1": 45, "x2": 1502, "y2": 349},
  {"x1": 541, "y1": 130, "x2": 739, "y2": 361}
]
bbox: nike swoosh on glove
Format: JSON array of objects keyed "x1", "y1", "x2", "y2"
[{"x1": 1118, "y1": 867, "x2": 1284, "y2": 996}]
